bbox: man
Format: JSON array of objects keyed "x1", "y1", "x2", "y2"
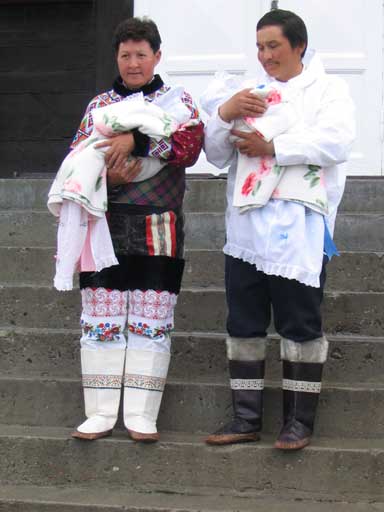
[
  {"x1": 69, "y1": 17, "x2": 203, "y2": 442},
  {"x1": 202, "y1": 9, "x2": 355, "y2": 450}
]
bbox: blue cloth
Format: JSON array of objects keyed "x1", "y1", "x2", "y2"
[{"x1": 323, "y1": 218, "x2": 339, "y2": 260}]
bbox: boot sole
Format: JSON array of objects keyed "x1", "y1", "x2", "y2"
[
  {"x1": 205, "y1": 432, "x2": 260, "y2": 445},
  {"x1": 127, "y1": 429, "x2": 159, "y2": 443},
  {"x1": 71, "y1": 429, "x2": 113, "y2": 441},
  {"x1": 274, "y1": 437, "x2": 310, "y2": 451}
]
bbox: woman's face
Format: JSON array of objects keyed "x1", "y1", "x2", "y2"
[{"x1": 117, "y1": 39, "x2": 161, "y2": 89}]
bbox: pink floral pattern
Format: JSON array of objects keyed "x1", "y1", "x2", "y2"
[
  {"x1": 241, "y1": 172, "x2": 258, "y2": 196},
  {"x1": 265, "y1": 89, "x2": 282, "y2": 105},
  {"x1": 63, "y1": 179, "x2": 82, "y2": 193}
]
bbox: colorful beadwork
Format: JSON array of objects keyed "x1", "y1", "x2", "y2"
[
  {"x1": 128, "y1": 321, "x2": 173, "y2": 339},
  {"x1": 81, "y1": 320, "x2": 122, "y2": 341}
]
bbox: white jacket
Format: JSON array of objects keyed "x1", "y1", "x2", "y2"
[{"x1": 202, "y1": 50, "x2": 356, "y2": 287}]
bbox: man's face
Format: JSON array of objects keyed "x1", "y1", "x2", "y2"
[
  {"x1": 117, "y1": 39, "x2": 161, "y2": 89},
  {"x1": 256, "y1": 25, "x2": 304, "y2": 82}
]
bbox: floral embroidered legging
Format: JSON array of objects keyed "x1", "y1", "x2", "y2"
[{"x1": 79, "y1": 286, "x2": 177, "y2": 432}]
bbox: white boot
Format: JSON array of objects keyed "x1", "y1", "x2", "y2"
[
  {"x1": 72, "y1": 346, "x2": 125, "y2": 439},
  {"x1": 123, "y1": 348, "x2": 170, "y2": 441}
]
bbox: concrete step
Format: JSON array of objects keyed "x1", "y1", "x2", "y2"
[
  {"x1": 1, "y1": 247, "x2": 383, "y2": 293},
  {"x1": 1, "y1": 177, "x2": 384, "y2": 213},
  {"x1": 1, "y1": 209, "x2": 384, "y2": 253},
  {"x1": 1, "y1": 285, "x2": 383, "y2": 336},
  {"x1": 1, "y1": 328, "x2": 383, "y2": 385},
  {"x1": 1, "y1": 484, "x2": 383, "y2": 512},
  {"x1": 0, "y1": 376, "x2": 383, "y2": 438},
  {"x1": 1, "y1": 426, "x2": 384, "y2": 498}
]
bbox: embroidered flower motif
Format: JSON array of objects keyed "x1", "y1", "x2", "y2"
[
  {"x1": 266, "y1": 89, "x2": 282, "y2": 105},
  {"x1": 241, "y1": 172, "x2": 259, "y2": 196},
  {"x1": 128, "y1": 321, "x2": 173, "y2": 339},
  {"x1": 63, "y1": 179, "x2": 82, "y2": 193},
  {"x1": 81, "y1": 320, "x2": 122, "y2": 341}
]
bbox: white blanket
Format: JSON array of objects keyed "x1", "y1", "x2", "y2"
[
  {"x1": 48, "y1": 92, "x2": 187, "y2": 291},
  {"x1": 201, "y1": 76, "x2": 329, "y2": 215}
]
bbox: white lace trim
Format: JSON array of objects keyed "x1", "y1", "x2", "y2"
[
  {"x1": 94, "y1": 255, "x2": 119, "y2": 272},
  {"x1": 282, "y1": 378, "x2": 322, "y2": 393},
  {"x1": 224, "y1": 243, "x2": 320, "y2": 288},
  {"x1": 230, "y1": 378, "x2": 264, "y2": 390}
]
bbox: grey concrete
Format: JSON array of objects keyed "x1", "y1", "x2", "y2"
[
  {"x1": 0, "y1": 376, "x2": 384, "y2": 437},
  {"x1": 1, "y1": 177, "x2": 384, "y2": 213},
  {"x1": 2, "y1": 328, "x2": 384, "y2": 386},
  {"x1": 1, "y1": 247, "x2": 384, "y2": 293},
  {"x1": 2, "y1": 209, "x2": 384, "y2": 252},
  {"x1": 1, "y1": 285, "x2": 383, "y2": 335},
  {"x1": 1, "y1": 426, "x2": 384, "y2": 497},
  {"x1": 1, "y1": 485, "x2": 384, "y2": 512}
]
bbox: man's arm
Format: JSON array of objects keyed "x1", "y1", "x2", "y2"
[{"x1": 204, "y1": 89, "x2": 267, "y2": 168}]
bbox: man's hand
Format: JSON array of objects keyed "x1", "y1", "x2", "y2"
[
  {"x1": 96, "y1": 132, "x2": 135, "y2": 170},
  {"x1": 219, "y1": 88, "x2": 267, "y2": 123},
  {"x1": 107, "y1": 159, "x2": 143, "y2": 187},
  {"x1": 232, "y1": 129, "x2": 275, "y2": 158}
]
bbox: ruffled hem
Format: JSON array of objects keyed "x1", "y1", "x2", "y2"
[
  {"x1": 224, "y1": 243, "x2": 320, "y2": 288},
  {"x1": 54, "y1": 276, "x2": 74, "y2": 291},
  {"x1": 54, "y1": 257, "x2": 119, "y2": 291},
  {"x1": 93, "y1": 256, "x2": 119, "y2": 273}
]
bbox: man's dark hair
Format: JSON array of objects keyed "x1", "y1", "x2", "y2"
[
  {"x1": 257, "y1": 9, "x2": 308, "y2": 57},
  {"x1": 113, "y1": 17, "x2": 162, "y2": 54}
]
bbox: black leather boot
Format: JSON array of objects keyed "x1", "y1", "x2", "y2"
[
  {"x1": 205, "y1": 359, "x2": 264, "y2": 445},
  {"x1": 275, "y1": 360, "x2": 323, "y2": 450}
]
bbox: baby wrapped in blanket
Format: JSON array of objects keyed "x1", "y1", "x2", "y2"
[
  {"x1": 48, "y1": 88, "x2": 192, "y2": 290},
  {"x1": 201, "y1": 73, "x2": 328, "y2": 215}
]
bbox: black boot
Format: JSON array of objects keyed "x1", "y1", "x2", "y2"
[
  {"x1": 275, "y1": 360, "x2": 323, "y2": 450},
  {"x1": 205, "y1": 359, "x2": 264, "y2": 445}
]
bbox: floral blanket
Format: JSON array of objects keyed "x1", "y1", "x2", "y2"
[
  {"x1": 232, "y1": 85, "x2": 328, "y2": 215},
  {"x1": 47, "y1": 93, "x2": 181, "y2": 291},
  {"x1": 48, "y1": 93, "x2": 178, "y2": 217}
]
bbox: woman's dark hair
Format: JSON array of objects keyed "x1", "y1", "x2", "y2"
[
  {"x1": 257, "y1": 9, "x2": 307, "y2": 57},
  {"x1": 113, "y1": 17, "x2": 162, "y2": 54}
]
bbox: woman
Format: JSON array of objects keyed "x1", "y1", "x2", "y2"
[{"x1": 69, "y1": 17, "x2": 203, "y2": 442}]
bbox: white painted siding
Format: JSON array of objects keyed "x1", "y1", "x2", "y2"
[{"x1": 135, "y1": 0, "x2": 384, "y2": 175}]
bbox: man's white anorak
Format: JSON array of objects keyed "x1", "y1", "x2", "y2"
[{"x1": 203, "y1": 50, "x2": 356, "y2": 288}]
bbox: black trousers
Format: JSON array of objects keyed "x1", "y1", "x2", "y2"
[{"x1": 225, "y1": 255, "x2": 327, "y2": 343}]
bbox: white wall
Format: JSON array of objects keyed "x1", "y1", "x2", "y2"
[{"x1": 135, "y1": 0, "x2": 384, "y2": 175}]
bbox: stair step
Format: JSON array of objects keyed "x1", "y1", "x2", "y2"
[
  {"x1": 0, "y1": 376, "x2": 383, "y2": 437},
  {"x1": 1, "y1": 328, "x2": 384, "y2": 385},
  {"x1": 1, "y1": 210, "x2": 384, "y2": 253},
  {"x1": 1, "y1": 425, "x2": 384, "y2": 498},
  {"x1": 1, "y1": 285, "x2": 383, "y2": 335},
  {"x1": 1, "y1": 177, "x2": 384, "y2": 213},
  {"x1": 0, "y1": 484, "x2": 382, "y2": 512},
  {"x1": 0, "y1": 247, "x2": 383, "y2": 292}
]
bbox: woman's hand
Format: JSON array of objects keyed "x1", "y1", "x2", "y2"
[
  {"x1": 96, "y1": 132, "x2": 135, "y2": 170},
  {"x1": 107, "y1": 159, "x2": 143, "y2": 187},
  {"x1": 219, "y1": 88, "x2": 267, "y2": 123}
]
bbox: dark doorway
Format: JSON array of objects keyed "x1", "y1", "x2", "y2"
[{"x1": 0, "y1": 0, "x2": 133, "y2": 177}]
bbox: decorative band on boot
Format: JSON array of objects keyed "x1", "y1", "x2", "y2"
[
  {"x1": 275, "y1": 337, "x2": 327, "y2": 451},
  {"x1": 205, "y1": 337, "x2": 266, "y2": 446}
]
